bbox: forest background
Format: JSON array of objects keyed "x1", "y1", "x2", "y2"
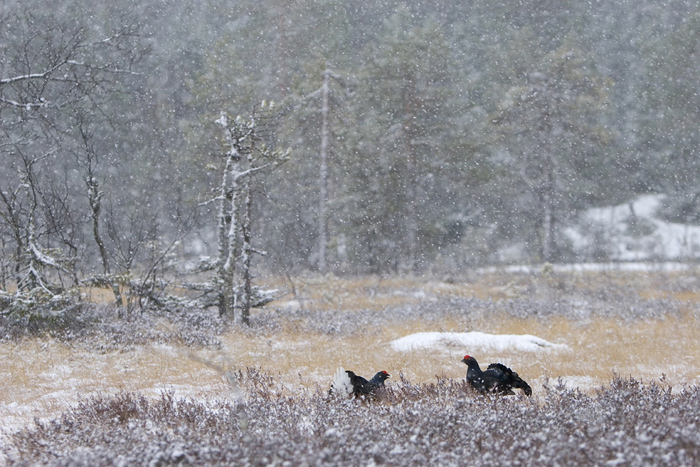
[{"x1": 2, "y1": 0, "x2": 700, "y2": 299}]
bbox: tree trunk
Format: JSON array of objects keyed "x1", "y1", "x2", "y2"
[
  {"x1": 403, "y1": 75, "x2": 418, "y2": 272},
  {"x1": 240, "y1": 175, "x2": 253, "y2": 325},
  {"x1": 318, "y1": 69, "x2": 331, "y2": 274},
  {"x1": 0, "y1": 191, "x2": 25, "y2": 290},
  {"x1": 216, "y1": 142, "x2": 241, "y2": 318},
  {"x1": 540, "y1": 155, "x2": 556, "y2": 263},
  {"x1": 87, "y1": 177, "x2": 122, "y2": 307},
  {"x1": 221, "y1": 171, "x2": 241, "y2": 318}
]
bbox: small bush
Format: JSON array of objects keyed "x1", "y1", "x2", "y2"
[
  {"x1": 0, "y1": 289, "x2": 89, "y2": 341},
  {"x1": 0, "y1": 302, "x2": 229, "y2": 348}
]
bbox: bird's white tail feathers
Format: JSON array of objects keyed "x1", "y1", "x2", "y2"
[{"x1": 330, "y1": 367, "x2": 353, "y2": 397}]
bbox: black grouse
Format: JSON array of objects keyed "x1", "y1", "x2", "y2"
[
  {"x1": 331, "y1": 368, "x2": 390, "y2": 397},
  {"x1": 461, "y1": 355, "x2": 532, "y2": 396}
]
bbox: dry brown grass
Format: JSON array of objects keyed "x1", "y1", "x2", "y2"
[
  {"x1": 3, "y1": 270, "x2": 700, "y2": 436},
  {"x1": 252, "y1": 270, "x2": 700, "y2": 390}
]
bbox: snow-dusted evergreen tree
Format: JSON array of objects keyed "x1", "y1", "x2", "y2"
[
  {"x1": 350, "y1": 6, "x2": 452, "y2": 273},
  {"x1": 492, "y1": 44, "x2": 611, "y2": 262},
  {"x1": 214, "y1": 103, "x2": 290, "y2": 323},
  {"x1": 642, "y1": 11, "x2": 700, "y2": 227},
  {"x1": 302, "y1": 68, "x2": 350, "y2": 273}
]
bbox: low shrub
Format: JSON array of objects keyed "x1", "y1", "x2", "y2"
[{"x1": 4, "y1": 374, "x2": 699, "y2": 466}]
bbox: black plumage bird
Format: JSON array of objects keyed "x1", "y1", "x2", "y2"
[
  {"x1": 330, "y1": 368, "x2": 390, "y2": 397},
  {"x1": 461, "y1": 355, "x2": 532, "y2": 396}
]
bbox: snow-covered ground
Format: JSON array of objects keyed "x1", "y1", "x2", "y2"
[
  {"x1": 4, "y1": 194, "x2": 700, "y2": 462},
  {"x1": 482, "y1": 260, "x2": 698, "y2": 274},
  {"x1": 390, "y1": 331, "x2": 569, "y2": 353},
  {"x1": 567, "y1": 194, "x2": 700, "y2": 262}
]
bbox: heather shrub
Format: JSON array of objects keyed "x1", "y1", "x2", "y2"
[{"x1": 5, "y1": 373, "x2": 700, "y2": 466}]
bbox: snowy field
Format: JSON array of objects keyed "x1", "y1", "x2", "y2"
[
  {"x1": 5, "y1": 375, "x2": 700, "y2": 466},
  {"x1": 567, "y1": 193, "x2": 700, "y2": 262},
  {"x1": 2, "y1": 267, "x2": 700, "y2": 464},
  {"x1": 3, "y1": 192, "x2": 700, "y2": 463}
]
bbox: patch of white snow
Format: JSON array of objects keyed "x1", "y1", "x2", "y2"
[
  {"x1": 566, "y1": 194, "x2": 700, "y2": 262},
  {"x1": 390, "y1": 331, "x2": 569, "y2": 353}
]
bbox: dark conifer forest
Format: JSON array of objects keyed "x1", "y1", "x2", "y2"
[{"x1": 3, "y1": 0, "x2": 700, "y2": 289}]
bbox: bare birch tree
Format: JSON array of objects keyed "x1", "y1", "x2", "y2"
[
  {"x1": 0, "y1": 9, "x2": 143, "y2": 315},
  {"x1": 61, "y1": 113, "x2": 126, "y2": 308},
  {"x1": 214, "y1": 102, "x2": 290, "y2": 324}
]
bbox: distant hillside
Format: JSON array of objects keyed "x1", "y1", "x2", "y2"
[{"x1": 566, "y1": 194, "x2": 700, "y2": 262}]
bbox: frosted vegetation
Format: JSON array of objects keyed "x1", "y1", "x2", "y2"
[
  {"x1": 0, "y1": 269, "x2": 687, "y2": 344},
  {"x1": 3, "y1": 271, "x2": 700, "y2": 465},
  {"x1": 3, "y1": 0, "x2": 700, "y2": 464},
  {"x1": 5, "y1": 375, "x2": 700, "y2": 466}
]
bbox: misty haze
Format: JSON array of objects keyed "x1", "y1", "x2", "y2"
[{"x1": 2, "y1": 1, "x2": 700, "y2": 465}]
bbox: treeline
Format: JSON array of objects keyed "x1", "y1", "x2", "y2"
[
  {"x1": 2, "y1": 0, "x2": 700, "y2": 302},
  {"x1": 185, "y1": 0, "x2": 700, "y2": 273}
]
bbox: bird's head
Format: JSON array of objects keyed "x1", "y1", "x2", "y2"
[
  {"x1": 462, "y1": 355, "x2": 474, "y2": 364},
  {"x1": 376, "y1": 370, "x2": 390, "y2": 381}
]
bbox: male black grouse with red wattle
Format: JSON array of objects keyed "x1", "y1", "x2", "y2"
[{"x1": 461, "y1": 355, "x2": 532, "y2": 396}]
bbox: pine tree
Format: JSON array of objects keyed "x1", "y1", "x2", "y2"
[
  {"x1": 348, "y1": 6, "x2": 453, "y2": 272},
  {"x1": 492, "y1": 44, "x2": 611, "y2": 262},
  {"x1": 642, "y1": 10, "x2": 700, "y2": 226}
]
